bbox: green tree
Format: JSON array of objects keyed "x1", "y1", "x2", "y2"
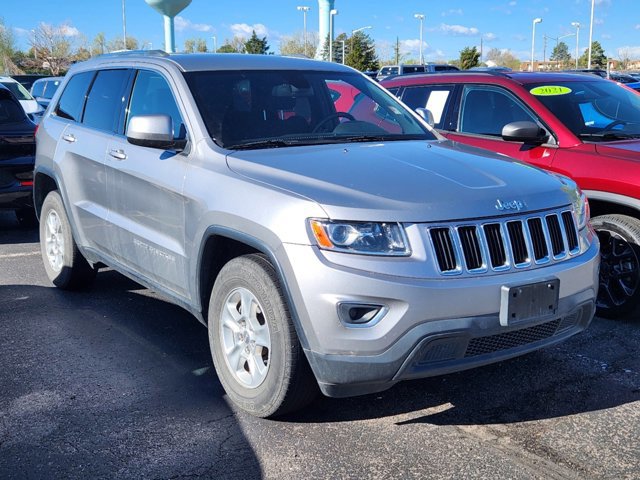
[
  {"x1": 579, "y1": 41, "x2": 606, "y2": 68},
  {"x1": 244, "y1": 30, "x2": 270, "y2": 55},
  {"x1": 550, "y1": 41, "x2": 572, "y2": 69},
  {"x1": 217, "y1": 36, "x2": 245, "y2": 53},
  {"x1": 459, "y1": 46, "x2": 480, "y2": 70},
  {"x1": 345, "y1": 31, "x2": 379, "y2": 71},
  {"x1": 217, "y1": 44, "x2": 238, "y2": 53}
]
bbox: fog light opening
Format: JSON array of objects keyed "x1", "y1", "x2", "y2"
[{"x1": 338, "y1": 303, "x2": 387, "y2": 327}]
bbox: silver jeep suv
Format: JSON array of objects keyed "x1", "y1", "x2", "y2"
[{"x1": 34, "y1": 52, "x2": 599, "y2": 417}]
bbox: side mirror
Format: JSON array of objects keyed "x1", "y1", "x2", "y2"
[
  {"x1": 127, "y1": 114, "x2": 186, "y2": 151},
  {"x1": 415, "y1": 107, "x2": 435, "y2": 127},
  {"x1": 501, "y1": 121, "x2": 549, "y2": 144}
]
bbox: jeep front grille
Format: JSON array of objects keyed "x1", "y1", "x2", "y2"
[{"x1": 428, "y1": 209, "x2": 580, "y2": 275}]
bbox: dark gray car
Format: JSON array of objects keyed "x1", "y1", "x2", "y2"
[{"x1": 34, "y1": 51, "x2": 599, "y2": 417}]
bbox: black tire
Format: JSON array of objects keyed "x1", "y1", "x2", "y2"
[
  {"x1": 208, "y1": 254, "x2": 317, "y2": 417},
  {"x1": 39, "y1": 190, "x2": 97, "y2": 290},
  {"x1": 591, "y1": 214, "x2": 640, "y2": 319},
  {"x1": 15, "y1": 208, "x2": 38, "y2": 228}
]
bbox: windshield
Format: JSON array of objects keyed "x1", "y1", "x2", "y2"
[
  {"x1": 0, "y1": 81, "x2": 34, "y2": 101},
  {"x1": 184, "y1": 69, "x2": 434, "y2": 149},
  {"x1": 527, "y1": 80, "x2": 640, "y2": 141}
]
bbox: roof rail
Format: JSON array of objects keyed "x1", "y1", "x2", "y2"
[{"x1": 95, "y1": 49, "x2": 169, "y2": 58}]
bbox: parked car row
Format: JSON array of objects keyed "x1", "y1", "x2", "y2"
[
  {"x1": 381, "y1": 70, "x2": 640, "y2": 317},
  {"x1": 0, "y1": 85, "x2": 37, "y2": 226}
]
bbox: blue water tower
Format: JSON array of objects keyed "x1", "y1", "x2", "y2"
[{"x1": 144, "y1": 0, "x2": 192, "y2": 53}]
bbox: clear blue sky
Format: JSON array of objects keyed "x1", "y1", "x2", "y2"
[{"x1": 4, "y1": 0, "x2": 640, "y2": 61}]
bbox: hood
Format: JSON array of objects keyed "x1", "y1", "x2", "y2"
[
  {"x1": 595, "y1": 140, "x2": 640, "y2": 160},
  {"x1": 226, "y1": 140, "x2": 573, "y2": 222}
]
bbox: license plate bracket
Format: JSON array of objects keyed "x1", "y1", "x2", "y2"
[{"x1": 499, "y1": 278, "x2": 559, "y2": 326}]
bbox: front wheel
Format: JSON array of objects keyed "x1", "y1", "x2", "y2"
[
  {"x1": 591, "y1": 214, "x2": 640, "y2": 318},
  {"x1": 39, "y1": 191, "x2": 97, "y2": 290},
  {"x1": 208, "y1": 254, "x2": 317, "y2": 417}
]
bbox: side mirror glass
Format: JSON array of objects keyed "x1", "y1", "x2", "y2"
[
  {"x1": 127, "y1": 114, "x2": 185, "y2": 151},
  {"x1": 415, "y1": 107, "x2": 435, "y2": 127},
  {"x1": 501, "y1": 121, "x2": 549, "y2": 145}
]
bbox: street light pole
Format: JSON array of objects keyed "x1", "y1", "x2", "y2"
[
  {"x1": 414, "y1": 14, "x2": 425, "y2": 65},
  {"x1": 571, "y1": 22, "x2": 580, "y2": 69},
  {"x1": 297, "y1": 6, "x2": 311, "y2": 57},
  {"x1": 212, "y1": 35, "x2": 217, "y2": 53},
  {"x1": 588, "y1": 0, "x2": 595, "y2": 68},
  {"x1": 329, "y1": 9, "x2": 338, "y2": 62},
  {"x1": 122, "y1": 0, "x2": 127, "y2": 49},
  {"x1": 531, "y1": 18, "x2": 542, "y2": 72}
]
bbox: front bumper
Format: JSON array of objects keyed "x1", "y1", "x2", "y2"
[{"x1": 280, "y1": 235, "x2": 599, "y2": 398}]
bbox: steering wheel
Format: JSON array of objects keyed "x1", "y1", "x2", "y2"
[
  {"x1": 603, "y1": 120, "x2": 628, "y2": 131},
  {"x1": 312, "y1": 112, "x2": 356, "y2": 133}
]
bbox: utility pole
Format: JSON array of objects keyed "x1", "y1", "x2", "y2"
[{"x1": 395, "y1": 36, "x2": 400, "y2": 65}]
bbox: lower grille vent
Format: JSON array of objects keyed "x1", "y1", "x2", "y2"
[{"x1": 464, "y1": 319, "x2": 561, "y2": 357}]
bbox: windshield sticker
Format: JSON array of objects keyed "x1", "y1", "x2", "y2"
[{"x1": 530, "y1": 86, "x2": 572, "y2": 96}]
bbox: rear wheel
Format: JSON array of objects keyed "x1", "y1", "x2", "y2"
[
  {"x1": 39, "y1": 191, "x2": 97, "y2": 290},
  {"x1": 591, "y1": 214, "x2": 640, "y2": 318},
  {"x1": 208, "y1": 254, "x2": 317, "y2": 417}
]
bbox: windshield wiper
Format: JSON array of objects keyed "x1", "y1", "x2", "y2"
[
  {"x1": 579, "y1": 132, "x2": 640, "y2": 140},
  {"x1": 226, "y1": 139, "x2": 293, "y2": 150}
]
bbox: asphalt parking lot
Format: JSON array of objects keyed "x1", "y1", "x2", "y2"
[{"x1": 1, "y1": 210, "x2": 639, "y2": 479}]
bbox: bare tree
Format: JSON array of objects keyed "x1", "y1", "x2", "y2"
[
  {"x1": 195, "y1": 38, "x2": 208, "y2": 53},
  {"x1": 280, "y1": 31, "x2": 318, "y2": 57},
  {"x1": 184, "y1": 39, "x2": 196, "y2": 53},
  {"x1": 618, "y1": 48, "x2": 632, "y2": 71},
  {"x1": 92, "y1": 32, "x2": 106, "y2": 56},
  {"x1": 29, "y1": 23, "x2": 74, "y2": 75}
]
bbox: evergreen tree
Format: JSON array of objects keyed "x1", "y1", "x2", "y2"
[
  {"x1": 244, "y1": 30, "x2": 270, "y2": 55},
  {"x1": 578, "y1": 41, "x2": 607, "y2": 68},
  {"x1": 459, "y1": 46, "x2": 480, "y2": 70},
  {"x1": 550, "y1": 41, "x2": 572, "y2": 69},
  {"x1": 345, "y1": 31, "x2": 379, "y2": 71}
]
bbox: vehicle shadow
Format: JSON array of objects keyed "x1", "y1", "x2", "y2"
[
  {"x1": 286, "y1": 315, "x2": 640, "y2": 425},
  {"x1": 0, "y1": 272, "x2": 262, "y2": 479},
  {"x1": 0, "y1": 211, "x2": 39, "y2": 245}
]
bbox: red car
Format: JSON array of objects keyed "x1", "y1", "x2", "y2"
[{"x1": 383, "y1": 72, "x2": 640, "y2": 318}]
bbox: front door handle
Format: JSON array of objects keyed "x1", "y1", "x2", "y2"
[
  {"x1": 109, "y1": 149, "x2": 127, "y2": 160},
  {"x1": 62, "y1": 133, "x2": 76, "y2": 143}
]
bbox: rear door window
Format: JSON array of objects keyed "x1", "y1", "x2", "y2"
[
  {"x1": 82, "y1": 69, "x2": 133, "y2": 133},
  {"x1": 401, "y1": 85, "x2": 455, "y2": 128},
  {"x1": 55, "y1": 72, "x2": 95, "y2": 122}
]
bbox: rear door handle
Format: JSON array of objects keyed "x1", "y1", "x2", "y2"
[
  {"x1": 62, "y1": 133, "x2": 76, "y2": 143},
  {"x1": 109, "y1": 149, "x2": 127, "y2": 160}
]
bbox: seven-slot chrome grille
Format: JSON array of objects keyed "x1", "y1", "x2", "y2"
[{"x1": 428, "y1": 208, "x2": 580, "y2": 275}]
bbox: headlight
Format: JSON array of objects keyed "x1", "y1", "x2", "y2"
[
  {"x1": 309, "y1": 219, "x2": 411, "y2": 256},
  {"x1": 553, "y1": 174, "x2": 590, "y2": 229}
]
